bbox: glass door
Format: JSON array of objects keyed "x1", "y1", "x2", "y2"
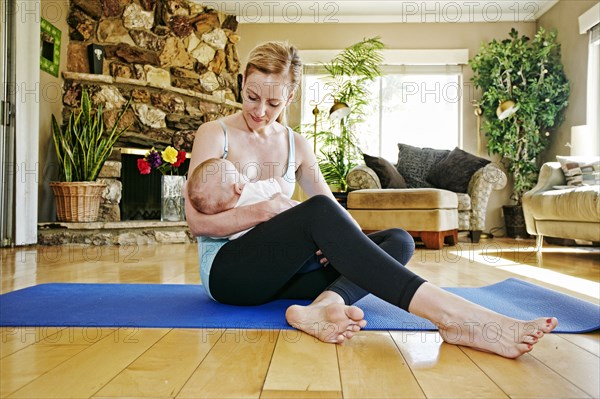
[{"x1": 0, "y1": 0, "x2": 16, "y2": 246}]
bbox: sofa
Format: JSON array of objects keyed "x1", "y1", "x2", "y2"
[
  {"x1": 346, "y1": 144, "x2": 507, "y2": 243},
  {"x1": 523, "y1": 161, "x2": 600, "y2": 248}
]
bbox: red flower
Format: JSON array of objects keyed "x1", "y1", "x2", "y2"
[
  {"x1": 173, "y1": 150, "x2": 186, "y2": 167},
  {"x1": 137, "y1": 158, "x2": 151, "y2": 174}
]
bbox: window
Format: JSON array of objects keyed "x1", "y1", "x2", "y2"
[{"x1": 302, "y1": 65, "x2": 462, "y2": 163}]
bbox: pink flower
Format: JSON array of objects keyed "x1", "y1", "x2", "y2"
[{"x1": 137, "y1": 158, "x2": 151, "y2": 175}]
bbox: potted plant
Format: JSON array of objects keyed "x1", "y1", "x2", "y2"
[
  {"x1": 50, "y1": 88, "x2": 131, "y2": 222},
  {"x1": 312, "y1": 37, "x2": 384, "y2": 192},
  {"x1": 469, "y1": 27, "x2": 570, "y2": 237}
]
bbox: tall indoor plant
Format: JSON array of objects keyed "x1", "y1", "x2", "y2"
[
  {"x1": 469, "y1": 27, "x2": 569, "y2": 236},
  {"x1": 314, "y1": 37, "x2": 384, "y2": 191},
  {"x1": 50, "y1": 88, "x2": 131, "y2": 222}
]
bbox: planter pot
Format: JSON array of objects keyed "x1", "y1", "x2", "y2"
[
  {"x1": 50, "y1": 181, "x2": 106, "y2": 222},
  {"x1": 502, "y1": 205, "x2": 529, "y2": 238},
  {"x1": 161, "y1": 175, "x2": 186, "y2": 222}
]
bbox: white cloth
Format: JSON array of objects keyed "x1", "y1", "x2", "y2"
[{"x1": 227, "y1": 179, "x2": 282, "y2": 240}]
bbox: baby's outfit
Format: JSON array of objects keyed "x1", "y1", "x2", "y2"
[{"x1": 227, "y1": 179, "x2": 282, "y2": 240}]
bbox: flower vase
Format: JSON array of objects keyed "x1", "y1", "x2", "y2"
[{"x1": 161, "y1": 175, "x2": 186, "y2": 222}]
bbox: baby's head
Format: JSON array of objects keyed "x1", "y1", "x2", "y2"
[{"x1": 188, "y1": 158, "x2": 242, "y2": 215}]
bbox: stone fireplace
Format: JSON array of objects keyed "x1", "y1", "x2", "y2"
[
  {"x1": 64, "y1": 0, "x2": 242, "y2": 152},
  {"x1": 39, "y1": 0, "x2": 243, "y2": 245}
]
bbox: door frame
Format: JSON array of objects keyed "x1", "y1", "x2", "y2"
[{"x1": 1, "y1": 1, "x2": 40, "y2": 246}]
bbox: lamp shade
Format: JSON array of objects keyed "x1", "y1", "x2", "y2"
[
  {"x1": 496, "y1": 100, "x2": 519, "y2": 120},
  {"x1": 329, "y1": 101, "x2": 351, "y2": 120},
  {"x1": 570, "y1": 125, "x2": 599, "y2": 156}
]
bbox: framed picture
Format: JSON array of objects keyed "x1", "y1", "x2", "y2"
[{"x1": 40, "y1": 18, "x2": 61, "y2": 77}]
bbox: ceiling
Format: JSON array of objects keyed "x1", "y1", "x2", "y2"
[{"x1": 200, "y1": 0, "x2": 559, "y2": 23}]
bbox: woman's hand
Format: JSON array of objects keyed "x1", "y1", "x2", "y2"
[{"x1": 315, "y1": 249, "x2": 329, "y2": 265}]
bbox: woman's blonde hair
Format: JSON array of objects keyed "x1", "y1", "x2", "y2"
[{"x1": 244, "y1": 42, "x2": 302, "y2": 124}]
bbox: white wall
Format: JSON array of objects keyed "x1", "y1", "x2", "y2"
[
  {"x1": 14, "y1": 0, "x2": 41, "y2": 244},
  {"x1": 38, "y1": 0, "x2": 70, "y2": 222}
]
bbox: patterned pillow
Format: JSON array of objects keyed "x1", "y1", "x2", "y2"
[
  {"x1": 556, "y1": 155, "x2": 600, "y2": 186},
  {"x1": 427, "y1": 147, "x2": 491, "y2": 193},
  {"x1": 396, "y1": 143, "x2": 450, "y2": 188}
]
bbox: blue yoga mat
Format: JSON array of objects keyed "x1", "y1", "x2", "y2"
[{"x1": 0, "y1": 278, "x2": 598, "y2": 333}]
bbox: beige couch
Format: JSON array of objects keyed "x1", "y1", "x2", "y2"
[
  {"x1": 347, "y1": 162, "x2": 507, "y2": 242},
  {"x1": 523, "y1": 162, "x2": 600, "y2": 247}
]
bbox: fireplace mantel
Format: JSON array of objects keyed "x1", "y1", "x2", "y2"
[{"x1": 62, "y1": 72, "x2": 242, "y2": 110}]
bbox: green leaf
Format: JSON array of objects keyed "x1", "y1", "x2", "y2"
[
  {"x1": 468, "y1": 27, "x2": 569, "y2": 203},
  {"x1": 51, "y1": 88, "x2": 132, "y2": 182},
  {"x1": 316, "y1": 37, "x2": 384, "y2": 190}
]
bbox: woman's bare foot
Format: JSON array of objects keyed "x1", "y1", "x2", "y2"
[
  {"x1": 409, "y1": 283, "x2": 558, "y2": 359},
  {"x1": 285, "y1": 290, "x2": 367, "y2": 343}
]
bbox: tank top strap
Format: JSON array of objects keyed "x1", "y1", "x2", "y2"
[
  {"x1": 285, "y1": 127, "x2": 296, "y2": 182},
  {"x1": 218, "y1": 120, "x2": 229, "y2": 159}
]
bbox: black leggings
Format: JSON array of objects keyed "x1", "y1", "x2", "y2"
[{"x1": 209, "y1": 195, "x2": 426, "y2": 310}]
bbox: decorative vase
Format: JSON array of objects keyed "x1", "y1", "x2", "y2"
[
  {"x1": 161, "y1": 175, "x2": 186, "y2": 222},
  {"x1": 50, "y1": 181, "x2": 106, "y2": 222},
  {"x1": 502, "y1": 205, "x2": 529, "y2": 238}
]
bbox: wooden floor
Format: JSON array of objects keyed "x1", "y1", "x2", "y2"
[{"x1": 1, "y1": 238, "x2": 599, "y2": 399}]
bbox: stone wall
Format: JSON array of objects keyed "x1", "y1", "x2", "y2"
[{"x1": 64, "y1": 0, "x2": 242, "y2": 151}]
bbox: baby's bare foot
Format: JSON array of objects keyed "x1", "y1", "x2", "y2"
[{"x1": 286, "y1": 302, "x2": 367, "y2": 343}]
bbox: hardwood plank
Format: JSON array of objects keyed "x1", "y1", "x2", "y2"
[
  {"x1": 260, "y1": 390, "x2": 340, "y2": 399},
  {"x1": 1, "y1": 240, "x2": 599, "y2": 399},
  {"x1": 260, "y1": 331, "x2": 341, "y2": 398},
  {"x1": 1, "y1": 344, "x2": 88, "y2": 397},
  {"x1": 1, "y1": 327, "x2": 65, "y2": 358},
  {"x1": 528, "y1": 333, "x2": 600, "y2": 399},
  {"x1": 559, "y1": 332, "x2": 600, "y2": 357},
  {"x1": 337, "y1": 331, "x2": 424, "y2": 399},
  {"x1": 177, "y1": 329, "x2": 277, "y2": 399},
  {"x1": 461, "y1": 347, "x2": 591, "y2": 398},
  {"x1": 391, "y1": 331, "x2": 507, "y2": 398},
  {"x1": 95, "y1": 329, "x2": 223, "y2": 398},
  {"x1": 0, "y1": 327, "x2": 108, "y2": 358},
  {"x1": 1, "y1": 327, "x2": 115, "y2": 396},
  {"x1": 8, "y1": 328, "x2": 167, "y2": 399}
]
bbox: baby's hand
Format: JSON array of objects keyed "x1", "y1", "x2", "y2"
[
  {"x1": 270, "y1": 193, "x2": 300, "y2": 206},
  {"x1": 262, "y1": 193, "x2": 298, "y2": 218}
]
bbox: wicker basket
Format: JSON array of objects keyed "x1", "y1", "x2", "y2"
[{"x1": 50, "y1": 181, "x2": 106, "y2": 222}]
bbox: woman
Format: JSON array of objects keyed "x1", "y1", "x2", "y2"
[{"x1": 184, "y1": 41, "x2": 557, "y2": 358}]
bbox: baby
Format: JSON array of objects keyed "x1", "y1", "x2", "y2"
[
  {"x1": 188, "y1": 157, "x2": 327, "y2": 273},
  {"x1": 187, "y1": 157, "x2": 282, "y2": 240}
]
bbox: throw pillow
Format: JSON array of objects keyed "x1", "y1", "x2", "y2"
[
  {"x1": 427, "y1": 147, "x2": 491, "y2": 193},
  {"x1": 396, "y1": 143, "x2": 450, "y2": 188},
  {"x1": 363, "y1": 154, "x2": 407, "y2": 188},
  {"x1": 556, "y1": 155, "x2": 600, "y2": 186}
]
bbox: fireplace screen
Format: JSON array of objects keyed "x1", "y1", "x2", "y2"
[{"x1": 120, "y1": 152, "x2": 190, "y2": 220}]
